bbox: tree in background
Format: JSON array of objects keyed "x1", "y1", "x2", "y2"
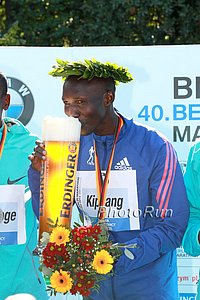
[{"x1": 0, "y1": 0, "x2": 200, "y2": 46}]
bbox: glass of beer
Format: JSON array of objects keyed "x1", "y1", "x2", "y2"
[{"x1": 39, "y1": 116, "x2": 81, "y2": 237}]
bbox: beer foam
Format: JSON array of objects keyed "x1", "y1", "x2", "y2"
[{"x1": 42, "y1": 116, "x2": 81, "y2": 141}]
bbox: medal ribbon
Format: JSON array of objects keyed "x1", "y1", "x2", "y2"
[
  {"x1": 94, "y1": 115, "x2": 123, "y2": 220},
  {"x1": 0, "y1": 122, "x2": 7, "y2": 158}
]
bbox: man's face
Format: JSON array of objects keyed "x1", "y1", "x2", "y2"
[{"x1": 62, "y1": 78, "x2": 109, "y2": 136}]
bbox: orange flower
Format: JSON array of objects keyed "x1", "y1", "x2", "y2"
[
  {"x1": 92, "y1": 250, "x2": 114, "y2": 274},
  {"x1": 50, "y1": 226, "x2": 70, "y2": 245},
  {"x1": 50, "y1": 270, "x2": 73, "y2": 293}
]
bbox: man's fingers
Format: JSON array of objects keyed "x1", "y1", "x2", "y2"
[
  {"x1": 28, "y1": 155, "x2": 44, "y2": 172},
  {"x1": 28, "y1": 154, "x2": 46, "y2": 161},
  {"x1": 34, "y1": 146, "x2": 47, "y2": 156},
  {"x1": 35, "y1": 140, "x2": 45, "y2": 148},
  {"x1": 28, "y1": 140, "x2": 46, "y2": 172},
  {"x1": 28, "y1": 154, "x2": 34, "y2": 161}
]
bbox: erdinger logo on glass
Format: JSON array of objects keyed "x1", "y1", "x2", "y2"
[
  {"x1": 6, "y1": 77, "x2": 34, "y2": 125},
  {"x1": 68, "y1": 142, "x2": 77, "y2": 153}
]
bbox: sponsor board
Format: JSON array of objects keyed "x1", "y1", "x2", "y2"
[{"x1": 0, "y1": 45, "x2": 200, "y2": 295}]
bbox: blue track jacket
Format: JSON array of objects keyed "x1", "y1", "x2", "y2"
[
  {"x1": 29, "y1": 114, "x2": 189, "y2": 300},
  {"x1": 0, "y1": 118, "x2": 48, "y2": 300}
]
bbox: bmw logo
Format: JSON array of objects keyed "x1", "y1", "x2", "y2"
[{"x1": 6, "y1": 77, "x2": 35, "y2": 125}]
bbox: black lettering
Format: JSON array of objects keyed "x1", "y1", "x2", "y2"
[
  {"x1": 39, "y1": 165, "x2": 45, "y2": 216},
  {"x1": 173, "y1": 126, "x2": 190, "y2": 142},
  {"x1": 60, "y1": 154, "x2": 76, "y2": 219},
  {"x1": 117, "y1": 197, "x2": 123, "y2": 210},
  {"x1": 62, "y1": 201, "x2": 71, "y2": 210},
  {"x1": 63, "y1": 192, "x2": 72, "y2": 201},
  {"x1": 4, "y1": 212, "x2": 11, "y2": 224},
  {"x1": 66, "y1": 161, "x2": 75, "y2": 169},
  {"x1": 193, "y1": 126, "x2": 200, "y2": 141},
  {"x1": 0, "y1": 211, "x2": 17, "y2": 224},
  {"x1": 68, "y1": 154, "x2": 76, "y2": 162},
  {"x1": 86, "y1": 195, "x2": 98, "y2": 209},
  {"x1": 64, "y1": 178, "x2": 73, "y2": 189},
  {"x1": 60, "y1": 211, "x2": 70, "y2": 218},
  {"x1": 174, "y1": 77, "x2": 192, "y2": 99},
  {"x1": 196, "y1": 77, "x2": 200, "y2": 98},
  {"x1": 66, "y1": 169, "x2": 74, "y2": 178},
  {"x1": 10, "y1": 211, "x2": 16, "y2": 221},
  {"x1": 105, "y1": 197, "x2": 123, "y2": 210}
]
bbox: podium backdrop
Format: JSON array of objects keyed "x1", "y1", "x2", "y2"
[{"x1": 1, "y1": 45, "x2": 199, "y2": 300}]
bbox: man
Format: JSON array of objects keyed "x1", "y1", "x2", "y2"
[
  {"x1": 0, "y1": 73, "x2": 48, "y2": 299},
  {"x1": 29, "y1": 59, "x2": 189, "y2": 300},
  {"x1": 182, "y1": 142, "x2": 200, "y2": 300}
]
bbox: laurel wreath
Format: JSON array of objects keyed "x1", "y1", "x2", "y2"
[{"x1": 48, "y1": 58, "x2": 134, "y2": 85}]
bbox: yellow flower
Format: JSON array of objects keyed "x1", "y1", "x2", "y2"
[
  {"x1": 50, "y1": 226, "x2": 70, "y2": 245},
  {"x1": 92, "y1": 249, "x2": 114, "y2": 274},
  {"x1": 50, "y1": 270, "x2": 73, "y2": 293}
]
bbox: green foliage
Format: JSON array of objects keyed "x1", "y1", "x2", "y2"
[
  {"x1": 49, "y1": 58, "x2": 134, "y2": 85},
  {"x1": 0, "y1": 0, "x2": 200, "y2": 46},
  {"x1": 0, "y1": 22, "x2": 25, "y2": 46}
]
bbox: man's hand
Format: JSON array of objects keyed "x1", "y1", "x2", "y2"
[{"x1": 28, "y1": 140, "x2": 46, "y2": 172}]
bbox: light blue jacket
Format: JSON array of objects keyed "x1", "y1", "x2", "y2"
[
  {"x1": 0, "y1": 118, "x2": 48, "y2": 300},
  {"x1": 182, "y1": 142, "x2": 200, "y2": 300}
]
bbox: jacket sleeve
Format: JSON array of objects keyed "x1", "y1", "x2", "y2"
[
  {"x1": 182, "y1": 142, "x2": 200, "y2": 256},
  {"x1": 28, "y1": 165, "x2": 40, "y2": 219},
  {"x1": 115, "y1": 141, "x2": 189, "y2": 273}
]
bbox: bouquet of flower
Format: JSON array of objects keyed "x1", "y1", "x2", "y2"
[{"x1": 37, "y1": 218, "x2": 122, "y2": 297}]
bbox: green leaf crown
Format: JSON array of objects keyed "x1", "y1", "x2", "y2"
[{"x1": 49, "y1": 58, "x2": 134, "y2": 85}]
